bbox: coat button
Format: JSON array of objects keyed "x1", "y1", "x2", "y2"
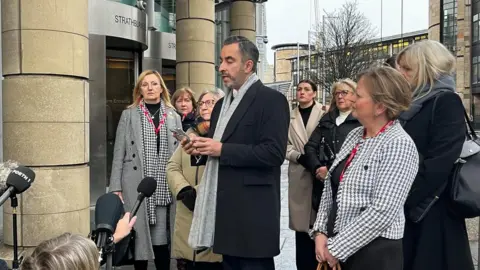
[
  {"x1": 133, "y1": 166, "x2": 137, "y2": 170},
  {"x1": 131, "y1": 141, "x2": 134, "y2": 145},
  {"x1": 364, "y1": 165, "x2": 368, "y2": 170},
  {"x1": 132, "y1": 154, "x2": 136, "y2": 158}
]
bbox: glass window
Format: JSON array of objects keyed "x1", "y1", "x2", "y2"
[
  {"x1": 474, "y1": 13, "x2": 480, "y2": 42},
  {"x1": 442, "y1": 0, "x2": 457, "y2": 53}
]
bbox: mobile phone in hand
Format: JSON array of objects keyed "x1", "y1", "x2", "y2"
[{"x1": 170, "y1": 128, "x2": 191, "y2": 143}]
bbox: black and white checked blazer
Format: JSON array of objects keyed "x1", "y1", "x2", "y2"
[{"x1": 311, "y1": 121, "x2": 419, "y2": 261}]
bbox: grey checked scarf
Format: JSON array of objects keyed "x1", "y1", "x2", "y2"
[
  {"x1": 138, "y1": 100, "x2": 172, "y2": 225},
  {"x1": 188, "y1": 73, "x2": 259, "y2": 249}
]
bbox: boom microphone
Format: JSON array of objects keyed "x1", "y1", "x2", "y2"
[
  {"x1": 93, "y1": 193, "x2": 124, "y2": 249},
  {"x1": 130, "y1": 177, "x2": 157, "y2": 217},
  {"x1": 0, "y1": 165, "x2": 35, "y2": 207}
]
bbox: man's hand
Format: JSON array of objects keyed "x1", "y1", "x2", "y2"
[
  {"x1": 192, "y1": 137, "x2": 222, "y2": 157},
  {"x1": 315, "y1": 166, "x2": 328, "y2": 180},
  {"x1": 113, "y1": 212, "x2": 137, "y2": 243},
  {"x1": 181, "y1": 133, "x2": 199, "y2": 156}
]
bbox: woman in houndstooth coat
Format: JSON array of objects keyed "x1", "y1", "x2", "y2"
[{"x1": 110, "y1": 70, "x2": 182, "y2": 269}]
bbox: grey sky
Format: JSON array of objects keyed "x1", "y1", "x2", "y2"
[{"x1": 265, "y1": 0, "x2": 429, "y2": 64}]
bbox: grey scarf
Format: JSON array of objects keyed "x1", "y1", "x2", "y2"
[{"x1": 188, "y1": 73, "x2": 259, "y2": 249}]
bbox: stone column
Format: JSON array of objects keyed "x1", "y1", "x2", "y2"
[
  {"x1": 428, "y1": 0, "x2": 441, "y2": 41},
  {"x1": 176, "y1": 0, "x2": 216, "y2": 98},
  {"x1": 1, "y1": 0, "x2": 90, "y2": 261},
  {"x1": 230, "y1": 0, "x2": 256, "y2": 43}
]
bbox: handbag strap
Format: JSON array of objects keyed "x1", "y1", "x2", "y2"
[{"x1": 463, "y1": 109, "x2": 478, "y2": 140}]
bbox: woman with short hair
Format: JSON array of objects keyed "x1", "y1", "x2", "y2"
[{"x1": 312, "y1": 66, "x2": 419, "y2": 270}]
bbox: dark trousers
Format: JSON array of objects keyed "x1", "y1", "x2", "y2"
[
  {"x1": 295, "y1": 231, "x2": 317, "y2": 270},
  {"x1": 177, "y1": 258, "x2": 223, "y2": 270},
  {"x1": 222, "y1": 255, "x2": 275, "y2": 270},
  {"x1": 341, "y1": 237, "x2": 402, "y2": 270},
  {"x1": 134, "y1": 245, "x2": 170, "y2": 270}
]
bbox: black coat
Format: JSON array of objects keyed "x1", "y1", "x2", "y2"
[
  {"x1": 208, "y1": 80, "x2": 290, "y2": 258},
  {"x1": 402, "y1": 88, "x2": 475, "y2": 270},
  {"x1": 304, "y1": 109, "x2": 360, "y2": 173}
]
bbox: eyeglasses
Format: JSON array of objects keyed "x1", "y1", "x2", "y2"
[
  {"x1": 334, "y1": 90, "x2": 350, "y2": 97},
  {"x1": 198, "y1": 100, "x2": 216, "y2": 108}
]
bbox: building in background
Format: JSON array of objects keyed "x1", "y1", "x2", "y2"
[
  {"x1": 429, "y1": 0, "x2": 474, "y2": 125},
  {"x1": 256, "y1": 2, "x2": 269, "y2": 82},
  {"x1": 272, "y1": 30, "x2": 427, "y2": 107}
]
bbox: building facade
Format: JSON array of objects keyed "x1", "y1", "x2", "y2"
[
  {"x1": 0, "y1": 0, "x2": 261, "y2": 260},
  {"x1": 430, "y1": 0, "x2": 474, "y2": 125},
  {"x1": 272, "y1": 30, "x2": 428, "y2": 107}
]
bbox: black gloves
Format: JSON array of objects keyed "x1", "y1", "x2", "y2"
[
  {"x1": 177, "y1": 186, "x2": 197, "y2": 212},
  {"x1": 297, "y1": 154, "x2": 309, "y2": 169}
]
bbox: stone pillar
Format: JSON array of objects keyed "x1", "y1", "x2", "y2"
[
  {"x1": 428, "y1": 0, "x2": 441, "y2": 41},
  {"x1": 230, "y1": 0, "x2": 256, "y2": 43},
  {"x1": 176, "y1": 0, "x2": 215, "y2": 98},
  {"x1": 1, "y1": 0, "x2": 90, "y2": 261}
]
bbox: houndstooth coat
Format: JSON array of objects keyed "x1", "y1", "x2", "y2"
[{"x1": 109, "y1": 105, "x2": 182, "y2": 261}]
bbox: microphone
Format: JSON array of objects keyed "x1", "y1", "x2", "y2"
[
  {"x1": 0, "y1": 161, "x2": 19, "y2": 194},
  {"x1": 0, "y1": 165, "x2": 35, "y2": 207},
  {"x1": 130, "y1": 177, "x2": 157, "y2": 217},
  {"x1": 93, "y1": 193, "x2": 124, "y2": 249}
]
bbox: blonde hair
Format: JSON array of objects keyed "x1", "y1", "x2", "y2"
[
  {"x1": 397, "y1": 40, "x2": 455, "y2": 100},
  {"x1": 358, "y1": 66, "x2": 412, "y2": 120},
  {"x1": 172, "y1": 87, "x2": 197, "y2": 110},
  {"x1": 128, "y1": 70, "x2": 172, "y2": 108},
  {"x1": 20, "y1": 233, "x2": 99, "y2": 270},
  {"x1": 329, "y1": 78, "x2": 357, "y2": 112}
]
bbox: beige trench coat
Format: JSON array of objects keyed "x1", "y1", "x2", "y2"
[
  {"x1": 166, "y1": 130, "x2": 222, "y2": 263},
  {"x1": 286, "y1": 103, "x2": 325, "y2": 232}
]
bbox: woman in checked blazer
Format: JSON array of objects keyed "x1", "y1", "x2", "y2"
[{"x1": 312, "y1": 66, "x2": 419, "y2": 270}]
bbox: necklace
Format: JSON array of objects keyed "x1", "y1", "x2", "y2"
[{"x1": 150, "y1": 108, "x2": 161, "y2": 119}]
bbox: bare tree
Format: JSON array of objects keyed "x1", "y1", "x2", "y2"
[{"x1": 310, "y1": 0, "x2": 377, "y2": 98}]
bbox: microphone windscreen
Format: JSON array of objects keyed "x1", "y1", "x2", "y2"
[
  {"x1": 137, "y1": 177, "x2": 157, "y2": 197},
  {"x1": 95, "y1": 193, "x2": 124, "y2": 232},
  {"x1": 0, "y1": 161, "x2": 19, "y2": 193},
  {"x1": 6, "y1": 166, "x2": 35, "y2": 193}
]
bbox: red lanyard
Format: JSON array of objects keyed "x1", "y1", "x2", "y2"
[
  {"x1": 339, "y1": 120, "x2": 394, "y2": 182},
  {"x1": 139, "y1": 102, "x2": 167, "y2": 135}
]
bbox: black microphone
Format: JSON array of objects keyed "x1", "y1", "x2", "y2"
[
  {"x1": 94, "y1": 193, "x2": 124, "y2": 249},
  {"x1": 0, "y1": 166, "x2": 35, "y2": 206},
  {"x1": 130, "y1": 177, "x2": 157, "y2": 217}
]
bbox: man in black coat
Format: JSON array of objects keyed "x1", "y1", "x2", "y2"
[{"x1": 181, "y1": 36, "x2": 290, "y2": 270}]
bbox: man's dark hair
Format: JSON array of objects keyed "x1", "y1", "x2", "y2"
[
  {"x1": 223, "y1": 35, "x2": 259, "y2": 72},
  {"x1": 384, "y1": 55, "x2": 397, "y2": 69}
]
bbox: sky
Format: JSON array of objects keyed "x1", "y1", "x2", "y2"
[{"x1": 264, "y1": 0, "x2": 429, "y2": 64}]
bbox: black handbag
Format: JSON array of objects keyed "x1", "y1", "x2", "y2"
[
  {"x1": 312, "y1": 136, "x2": 336, "y2": 211},
  {"x1": 449, "y1": 110, "x2": 480, "y2": 218}
]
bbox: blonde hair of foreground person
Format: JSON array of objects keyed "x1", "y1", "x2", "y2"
[{"x1": 20, "y1": 233, "x2": 100, "y2": 270}]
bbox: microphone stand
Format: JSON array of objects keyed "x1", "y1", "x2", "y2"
[{"x1": 11, "y1": 194, "x2": 19, "y2": 270}]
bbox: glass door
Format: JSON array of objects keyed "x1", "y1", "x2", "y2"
[{"x1": 106, "y1": 50, "x2": 136, "y2": 182}]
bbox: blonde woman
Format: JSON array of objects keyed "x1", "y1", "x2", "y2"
[
  {"x1": 397, "y1": 40, "x2": 474, "y2": 270},
  {"x1": 110, "y1": 70, "x2": 182, "y2": 270},
  {"x1": 304, "y1": 79, "x2": 361, "y2": 212},
  {"x1": 172, "y1": 87, "x2": 197, "y2": 131},
  {"x1": 286, "y1": 79, "x2": 325, "y2": 270},
  {"x1": 167, "y1": 90, "x2": 224, "y2": 270},
  {"x1": 312, "y1": 66, "x2": 418, "y2": 269}
]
